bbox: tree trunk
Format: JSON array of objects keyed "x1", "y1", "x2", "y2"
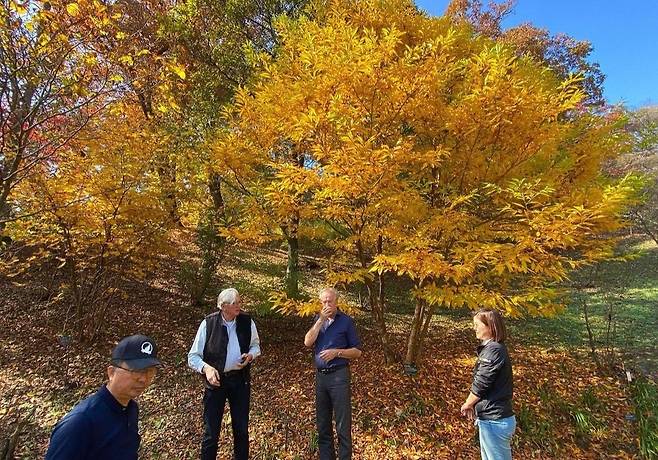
[
  {"x1": 366, "y1": 275, "x2": 395, "y2": 364},
  {"x1": 285, "y1": 234, "x2": 300, "y2": 299},
  {"x1": 369, "y1": 234, "x2": 395, "y2": 363},
  {"x1": 404, "y1": 295, "x2": 437, "y2": 368},
  {"x1": 208, "y1": 172, "x2": 225, "y2": 219},
  {"x1": 405, "y1": 296, "x2": 426, "y2": 366},
  {"x1": 581, "y1": 297, "x2": 600, "y2": 367},
  {"x1": 157, "y1": 157, "x2": 180, "y2": 225}
]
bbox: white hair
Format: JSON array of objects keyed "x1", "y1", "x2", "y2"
[
  {"x1": 217, "y1": 288, "x2": 240, "y2": 309},
  {"x1": 319, "y1": 287, "x2": 339, "y2": 300}
]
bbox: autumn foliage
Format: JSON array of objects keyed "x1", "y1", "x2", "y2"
[
  {"x1": 5, "y1": 104, "x2": 173, "y2": 340},
  {"x1": 0, "y1": 0, "x2": 654, "y2": 458},
  {"x1": 210, "y1": 0, "x2": 640, "y2": 365}
]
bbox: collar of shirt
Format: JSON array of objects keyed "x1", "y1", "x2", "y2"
[
  {"x1": 222, "y1": 314, "x2": 236, "y2": 327},
  {"x1": 99, "y1": 384, "x2": 136, "y2": 414},
  {"x1": 322, "y1": 316, "x2": 335, "y2": 331}
]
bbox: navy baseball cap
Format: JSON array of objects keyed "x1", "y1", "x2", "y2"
[{"x1": 111, "y1": 334, "x2": 161, "y2": 370}]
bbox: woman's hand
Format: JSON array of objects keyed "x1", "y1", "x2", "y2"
[{"x1": 460, "y1": 402, "x2": 475, "y2": 420}]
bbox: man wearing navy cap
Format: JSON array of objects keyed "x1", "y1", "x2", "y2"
[{"x1": 45, "y1": 334, "x2": 161, "y2": 460}]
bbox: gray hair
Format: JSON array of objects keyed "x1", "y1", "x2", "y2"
[
  {"x1": 217, "y1": 288, "x2": 240, "y2": 309},
  {"x1": 319, "y1": 287, "x2": 339, "y2": 300}
]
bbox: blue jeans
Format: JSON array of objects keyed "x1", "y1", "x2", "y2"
[{"x1": 477, "y1": 415, "x2": 516, "y2": 460}]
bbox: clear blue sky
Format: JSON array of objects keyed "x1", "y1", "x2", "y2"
[{"x1": 415, "y1": 0, "x2": 658, "y2": 108}]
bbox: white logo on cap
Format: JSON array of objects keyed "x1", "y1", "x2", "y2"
[{"x1": 141, "y1": 341, "x2": 153, "y2": 355}]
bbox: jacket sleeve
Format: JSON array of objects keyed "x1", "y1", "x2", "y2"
[
  {"x1": 470, "y1": 345, "x2": 506, "y2": 398},
  {"x1": 45, "y1": 413, "x2": 92, "y2": 460}
]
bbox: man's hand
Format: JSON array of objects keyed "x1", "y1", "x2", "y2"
[
  {"x1": 236, "y1": 353, "x2": 253, "y2": 369},
  {"x1": 203, "y1": 365, "x2": 220, "y2": 386},
  {"x1": 460, "y1": 402, "x2": 475, "y2": 420},
  {"x1": 319, "y1": 305, "x2": 332, "y2": 321},
  {"x1": 319, "y1": 348, "x2": 341, "y2": 363}
]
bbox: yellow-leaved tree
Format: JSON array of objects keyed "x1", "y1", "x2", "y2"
[
  {"x1": 4, "y1": 104, "x2": 173, "y2": 341},
  {"x1": 212, "y1": 0, "x2": 640, "y2": 367},
  {"x1": 0, "y1": 0, "x2": 120, "y2": 228}
]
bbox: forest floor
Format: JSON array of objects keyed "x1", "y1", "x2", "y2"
[{"x1": 0, "y1": 236, "x2": 656, "y2": 459}]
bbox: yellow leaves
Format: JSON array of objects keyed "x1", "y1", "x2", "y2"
[
  {"x1": 9, "y1": 0, "x2": 27, "y2": 15},
  {"x1": 326, "y1": 269, "x2": 374, "y2": 286},
  {"x1": 169, "y1": 63, "x2": 186, "y2": 80},
  {"x1": 198, "y1": 0, "x2": 638, "y2": 321},
  {"x1": 66, "y1": 3, "x2": 80, "y2": 17},
  {"x1": 119, "y1": 55, "x2": 134, "y2": 66},
  {"x1": 270, "y1": 292, "x2": 359, "y2": 316},
  {"x1": 557, "y1": 73, "x2": 586, "y2": 110},
  {"x1": 270, "y1": 292, "x2": 319, "y2": 317},
  {"x1": 5, "y1": 105, "x2": 172, "y2": 276}
]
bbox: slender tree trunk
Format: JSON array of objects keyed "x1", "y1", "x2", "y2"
[
  {"x1": 283, "y1": 209, "x2": 301, "y2": 299},
  {"x1": 373, "y1": 234, "x2": 395, "y2": 363},
  {"x1": 405, "y1": 296, "x2": 426, "y2": 366},
  {"x1": 415, "y1": 300, "x2": 437, "y2": 366},
  {"x1": 157, "y1": 157, "x2": 180, "y2": 225},
  {"x1": 285, "y1": 233, "x2": 300, "y2": 299},
  {"x1": 366, "y1": 277, "x2": 395, "y2": 364},
  {"x1": 404, "y1": 292, "x2": 437, "y2": 368},
  {"x1": 356, "y1": 236, "x2": 395, "y2": 363},
  {"x1": 209, "y1": 172, "x2": 225, "y2": 219},
  {"x1": 581, "y1": 297, "x2": 600, "y2": 366},
  {"x1": 0, "y1": 130, "x2": 26, "y2": 234}
]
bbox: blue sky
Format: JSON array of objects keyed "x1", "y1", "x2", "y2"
[{"x1": 415, "y1": 0, "x2": 658, "y2": 108}]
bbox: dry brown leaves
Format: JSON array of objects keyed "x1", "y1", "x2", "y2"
[{"x1": 0, "y1": 263, "x2": 641, "y2": 459}]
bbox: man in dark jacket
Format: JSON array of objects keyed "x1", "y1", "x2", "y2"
[
  {"x1": 188, "y1": 288, "x2": 261, "y2": 460},
  {"x1": 45, "y1": 334, "x2": 161, "y2": 460}
]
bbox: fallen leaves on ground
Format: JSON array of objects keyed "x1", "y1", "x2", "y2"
[{"x1": 0, "y1": 256, "x2": 641, "y2": 459}]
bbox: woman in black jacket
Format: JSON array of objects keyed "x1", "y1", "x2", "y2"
[{"x1": 460, "y1": 309, "x2": 516, "y2": 460}]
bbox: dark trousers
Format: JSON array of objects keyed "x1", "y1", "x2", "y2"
[
  {"x1": 201, "y1": 373, "x2": 250, "y2": 460},
  {"x1": 315, "y1": 366, "x2": 352, "y2": 460}
]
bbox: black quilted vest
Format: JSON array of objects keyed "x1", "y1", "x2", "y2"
[{"x1": 202, "y1": 311, "x2": 252, "y2": 388}]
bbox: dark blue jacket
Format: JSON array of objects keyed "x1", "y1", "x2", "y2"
[
  {"x1": 45, "y1": 385, "x2": 140, "y2": 460},
  {"x1": 471, "y1": 341, "x2": 514, "y2": 420}
]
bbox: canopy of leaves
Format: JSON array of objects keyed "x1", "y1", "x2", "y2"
[
  {"x1": 446, "y1": 0, "x2": 605, "y2": 106},
  {"x1": 212, "y1": 0, "x2": 640, "y2": 318}
]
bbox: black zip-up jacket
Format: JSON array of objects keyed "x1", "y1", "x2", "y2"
[{"x1": 471, "y1": 340, "x2": 514, "y2": 420}]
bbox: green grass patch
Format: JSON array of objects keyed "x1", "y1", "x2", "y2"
[
  {"x1": 508, "y1": 238, "x2": 658, "y2": 373},
  {"x1": 631, "y1": 376, "x2": 658, "y2": 459}
]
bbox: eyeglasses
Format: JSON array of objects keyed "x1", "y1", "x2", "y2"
[{"x1": 113, "y1": 365, "x2": 157, "y2": 377}]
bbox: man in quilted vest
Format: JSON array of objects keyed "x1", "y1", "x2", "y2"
[{"x1": 188, "y1": 288, "x2": 261, "y2": 460}]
